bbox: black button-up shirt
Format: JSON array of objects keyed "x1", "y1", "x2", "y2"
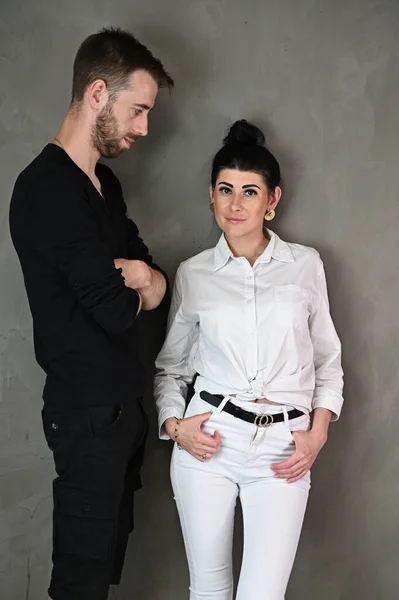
[{"x1": 10, "y1": 144, "x2": 161, "y2": 411}]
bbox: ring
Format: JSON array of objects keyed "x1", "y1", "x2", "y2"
[{"x1": 202, "y1": 453, "x2": 207, "y2": 460}]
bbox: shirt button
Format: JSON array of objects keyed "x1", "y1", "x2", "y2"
[{"x1": 246, "y1": 299, "x2": 252, "y2": 304}]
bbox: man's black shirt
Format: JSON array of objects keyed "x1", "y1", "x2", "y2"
[{"x1": 9, "y1": 144, "x2": 160, "y2": 411}]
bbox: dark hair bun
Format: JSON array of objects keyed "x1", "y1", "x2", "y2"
[{"x1": 223, "y1": 119, "x2": 265, "y2": 147}]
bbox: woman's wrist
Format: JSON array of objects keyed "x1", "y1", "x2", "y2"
[
  {"x1": 310, "y1": 407, "x2": 332, "y2": 444},
  {"x1": 165, "y1": 417, "x2": 182, "y2": 441},
  {"x1": 309, "y1": 428, "x2": 328, "y2": 445}
]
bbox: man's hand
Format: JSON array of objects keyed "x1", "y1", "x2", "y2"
[
  {"x1": 115, "y1": 259, "x2": 166, "y2": 310},
  {"x1": 114, "y1": 259, "x2": 152, "y2": 290}
]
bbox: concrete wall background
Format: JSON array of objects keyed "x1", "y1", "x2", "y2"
[{"x1": 1, "y1": 0, "x2": 399, "y2": 598}]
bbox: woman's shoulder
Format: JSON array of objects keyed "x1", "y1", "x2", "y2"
[
  {"x1": 176, "y1": 247, "x2": 216, "y2": 279},
  {"x1": 284, "y1": 238, "x2": 322, "y2": 266},
  {"x1": 180, "y1": 247, "x2": 215, "y2": 268}
]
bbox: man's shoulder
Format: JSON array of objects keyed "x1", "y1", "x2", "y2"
[
  {"x1": 10, "y1": 148, "x2": 87, "y2": 238},
  {"x1": 14, "y1": 146, "x2": 82, "y2": 197}
]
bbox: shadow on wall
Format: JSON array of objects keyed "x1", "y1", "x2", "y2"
[
  {"x1": 110, "y1": 22, "x2": 212, "y2": 218},
  {"x1": 287, "y1": 246, "x2": 383, "y2": 598},
  {"x1": 111, "y1": 24, "x2": 211, "y2": 599}
]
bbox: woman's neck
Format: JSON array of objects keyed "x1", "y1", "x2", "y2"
[{"x1": 225, "y1": 232, "x2": 269, "y2": 267}]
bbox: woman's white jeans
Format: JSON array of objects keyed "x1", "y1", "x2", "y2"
[{"x1": 170, "y1": 394, "x2": 311, "y2": 600}]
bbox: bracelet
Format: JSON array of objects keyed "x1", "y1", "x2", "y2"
[{"x1": 174, "y1": 418, "x2": 182, "y2": 449}]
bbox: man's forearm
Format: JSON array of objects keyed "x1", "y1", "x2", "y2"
[{"x1": 137, "y1": 268, "x2": 166, "y2": 310}]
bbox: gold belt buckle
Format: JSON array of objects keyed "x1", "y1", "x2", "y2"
[
  {"x1": 254, "y1": 413, "x2": 274, "y2": 428},
  {"x1": 252, "y1": 413, "x2": 274, "y2": 440}
]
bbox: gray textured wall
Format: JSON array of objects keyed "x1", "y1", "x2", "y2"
[{"x1": 1, "y1": 1, "x2": 399, "y2": 599}]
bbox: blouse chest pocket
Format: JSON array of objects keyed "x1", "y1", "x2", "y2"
[{"x1": 272, "y1": 285, "x2": 311, "y2": 331}]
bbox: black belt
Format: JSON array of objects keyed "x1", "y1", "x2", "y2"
[{"x1": 199, "y1": 391, "x2": 305, "y2": 427}]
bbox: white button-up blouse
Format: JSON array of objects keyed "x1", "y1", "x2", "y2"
[{"x1": 154, "y1": 230, "x2": 343, "y2": 438}]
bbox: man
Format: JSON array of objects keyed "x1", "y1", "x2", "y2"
[{"x1": 9, "y1": 27, "x2": 174, "y2": 600}]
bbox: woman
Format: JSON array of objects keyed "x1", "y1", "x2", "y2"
[{"x1": 154, "y1": 120, "x2": 343, "y2": 600}]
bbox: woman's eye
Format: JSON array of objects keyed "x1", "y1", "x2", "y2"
[
  {"x1": 134, "y1": 109, "x2": 143, "y2": 116},
  {"x1": 219, "y1": 187, "x2": 231, "y2": 194},
  {"x1": 244, "y1": 189, "x2": 257, "y2": 197}
]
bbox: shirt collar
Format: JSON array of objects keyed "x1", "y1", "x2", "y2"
[{"x1": 213, "y1": 229, "x2": 295, "y2": 271}]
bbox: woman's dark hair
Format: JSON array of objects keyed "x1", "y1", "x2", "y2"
[{"x1": 211, "y1": 120, "x2": 281, "y2": 191}]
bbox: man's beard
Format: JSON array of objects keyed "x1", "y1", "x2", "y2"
[{"x1": 91, "y1": 101, "x2": 129, "y2": 159}]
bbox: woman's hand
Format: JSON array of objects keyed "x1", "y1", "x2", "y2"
[
  {"x1": 165, "y1": 414, "x2": 221, "y2": 462},
  {"x1": 271, "y1": 408, "x2": 332, "y2": 483},
  {"x1": 271, "y1": 430, "x2": 327, "y2": 483}
]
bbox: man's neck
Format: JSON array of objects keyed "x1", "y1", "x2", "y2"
[{"x1": 53, "y1": 109, "x2": 100, "y2": 179}]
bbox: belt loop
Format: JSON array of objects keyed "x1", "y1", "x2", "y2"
[
  {"x1": 282, "y1": 405, "x2": 290, "y2": 427},
  {"x1": 215, "y1": 395, "x2": 231, "y2": 414}
]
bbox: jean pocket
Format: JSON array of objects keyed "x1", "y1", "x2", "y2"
[
  {"x1": 286, "y1": 413, "x2": 311, "y2": 441},
  {"x1": 88, "y1": 404, "x2": 124, "y2": 436},
  {"x1": 42, "y1": 411, "x2": 69, "y2": 453},
  {"x1": 184, "y1": 395, "x2": 215, "y2": 420}
]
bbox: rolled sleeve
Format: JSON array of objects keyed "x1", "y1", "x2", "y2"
[{"x1": 312, "y1": 389, "x2": 344, "y2": 421}]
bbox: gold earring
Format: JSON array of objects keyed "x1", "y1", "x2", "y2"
[
  {"x1": 264, "y1": 209, "x2": 275, "y2": 221},
  {"x1": 210, "y1": 202, "x2": 215, "y2": 213}
]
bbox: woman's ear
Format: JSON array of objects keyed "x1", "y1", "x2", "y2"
[
  {"x1": 269, "y1": 186, "x2": 282, "y2": 210},
  {"x1": 209, "y1": 183, "x2": 214, "y2": 202}
]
